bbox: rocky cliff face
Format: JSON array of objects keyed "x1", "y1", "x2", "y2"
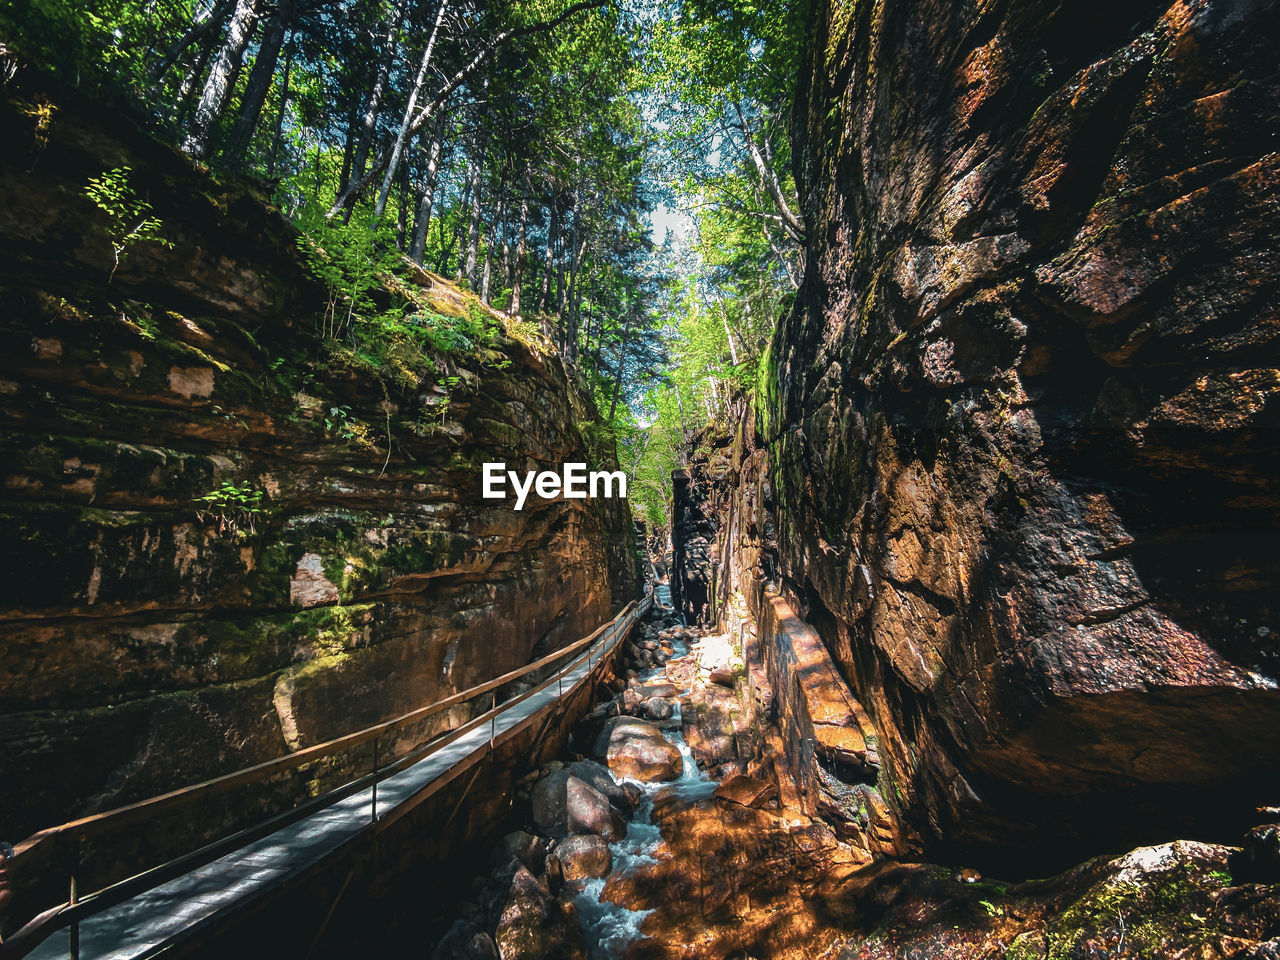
[
  {"x1": 698, "y1": 0, "x2": 1280, "y2": 868},
  {"x1": 0, "y1": 72, "x2": 639, "y2": 843}
]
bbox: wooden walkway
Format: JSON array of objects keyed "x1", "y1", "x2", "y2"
[{"x1": 6, "y1": 597, "x2": 650, "y2": 960}]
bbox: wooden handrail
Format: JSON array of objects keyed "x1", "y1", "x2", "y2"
[
  {"x1": 12, "y1": 600, "x2": 636, "y2": 860},
  {"x1": 1, "y1": 594, "x2": 652, "y2": 957},
  {"x1": 0, "y1": 593, "x2": 655, "y2": 960}
]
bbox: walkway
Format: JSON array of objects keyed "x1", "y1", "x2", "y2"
[{"x1": 20, "y1": 598, "x2": 648, "y2": 960}]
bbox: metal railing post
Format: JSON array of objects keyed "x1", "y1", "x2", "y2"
[
  {"x1": 371, "y1": 736, "x2": 379, "y2": 823},
  {"x1": 490, "y1": 692, "x2": 496, "y2": 749},
  {"x1": 68, "y1": 841, "x2": 80, "y2": 960}
]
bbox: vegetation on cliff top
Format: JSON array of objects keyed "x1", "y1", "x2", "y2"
[{"x1": 2, "y1": 0, "x2": 803, "y2": 525}]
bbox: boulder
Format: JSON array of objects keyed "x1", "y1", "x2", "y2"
[
  {"x1": 531, "y1": 771, "x2": 626, "y2": 841},
  {"x1": 644, "y1": 697, "x2": 675, "y2": 722},
  {"x1": 551, "y1": 834, "x2": 613, "y2": 882},
  {"x1": 709, "y1": 667, "x2": 735, "y2": 687},
  {"x1": 487, "y1": 862, "x2": 585, "y2": 960},
  {"x1": 491, "y1": 830, "x2": 546, "y2": 874},
  {"x1": 633, "y1": 681, "x2": 678, "y2": 699},
  {"x1": 566, "y1": 759, "x2": 634, "y2": 814},
  {"x1": 431, "y1": 920, "x2": 500, "y2": 960},
  {"x1": 596, "y1": 717, "x2": 683, "y2": 782}
]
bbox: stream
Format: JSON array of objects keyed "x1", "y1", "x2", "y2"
[{"x1": 570, "y1": 615, "x2": 720, "y2": 959}]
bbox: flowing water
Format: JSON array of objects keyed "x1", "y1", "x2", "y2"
[{"x1": 571, "y1": 600, "x2": 718, "y2": 958}]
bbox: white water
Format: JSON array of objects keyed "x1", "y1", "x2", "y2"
[{"x1": 570, "y1": 614, "x2": 718, "y2": 959}]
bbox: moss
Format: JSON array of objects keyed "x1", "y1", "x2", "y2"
[
  {"x1": 753, "y1": 338, "x2": 780, "y2": 441},
  {"x1": 1041, "y1": 862, "x2": 1230, "y2": 960},
  {"x1": 1003, "y1": 932, "x2": 1046, "y2": 960}
]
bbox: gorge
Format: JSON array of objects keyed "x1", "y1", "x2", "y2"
[{"x1": 1, "y1": 0, "x2": 1279, "y2": 957}]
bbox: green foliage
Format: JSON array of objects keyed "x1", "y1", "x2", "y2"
[
  {"x1": 298, "y1": 213, "x2": 402, "y2": 341},
  {"x1": 1, "y1": 0, "x2": 191, "y2": 94},
  {"x1": 82, "y1": 166, "x2": 173, "y2": 282},
  {"x1": 295, "y1": 209, "x2": 508, "y2": 388},
  {"x1": 195, "y1": 480, "x2": 267, "y2": 536}
]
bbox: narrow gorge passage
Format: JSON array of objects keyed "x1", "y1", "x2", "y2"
[{"x1": 2, "y1": 0, "x2": 1280, "y2": 957}]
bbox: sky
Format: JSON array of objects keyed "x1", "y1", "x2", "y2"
[{"x1": 648, "y1": 202, "x2": 692, "y2": 244}]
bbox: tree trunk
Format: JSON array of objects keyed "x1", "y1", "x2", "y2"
[
  {"x1": 564, "y1": 188, "x2": 584, "y2": 363},
  {"x1": 481, "y1": 195, "x2": 504, "y2": 303},
  {"x1": 182, "y1": 0, "x2": 262, "y2": 159},
  {"x1": 608, "y1": 303, "x2": 635, "y2": 422},
  {"x1": 337, "y1": 97, "x2": 358, "y2": 216},
  {"x1": 733, "y1": 101, "x2": 805, "y2": 242},
  {"x1": 451, "y1": 169, "x2": 473, "y2": 279},
  {"x1": 397, "y1": 160, "x2": 411, "y2": 250},
  {"x1": 538, "y1": 201, "x2": 558, "y2": 312},
  {"x1": 462, "y1": 156, "x2": 483, "y2": 285},
  {"x1": 266, "y1": 37, "x2": 292, "y2": 179},
  {"x1": 409, "y1": 111, "x2": 446, "y2": 264},
  {"x1": 225, "y1": 0, "x2": 293, "y2": 165},
  {"x1": 346, "y1": 0, "x2": 405, "y2": 202},
  {"x1": 509, "y1": 187, "x2": 529, "y2": 315},
  {"x1": 571, "y1": 250, "x2": 590, "y2": 355},
  {"x1": 149, "y1": 0, "x2": 235, "y2": 84},
  {"x1": 374, "y1": 0, "x2": 448, "y2": 220},
  {"x1": 174, "y1": 23, "x2": 222, "y2": 130}
]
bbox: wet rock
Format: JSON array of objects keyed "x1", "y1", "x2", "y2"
[
  {"x1": 644, "y1": 697, "x2": 674, "y2": 722},
  {"x1": 596, "y1": 717, "x2": 683, "y2": 782},
  {"x1": 1230, "y1": 824, "x2": 1280, "y2": 883},
  {"x1": 633, "y1": 682, "x2": 678, "y2": 699},
  {"x1": 619, "y1": 781, "x2": 644, "y2": 810},
  {"x1": 491, "y1": 831, "x2": 546, "y2": 874},
  {"x1": 530, "y1": 771, "x2": 625, "y2": 841},
  {"x1": 566, "y1": 759, "x2": 635, "y2": 815},
  {"x1": 682, "y1": 684, "x2": 747, "y2": 767},
  {"x1": 486, "y1": 862, "x2": 585, "y2": 960},
  {"x1": 550, "y1": 834, "x2": 612, "y2": 883},
  {"x1": 708, "y1": 667, "x2": 735, "y2": 687}
]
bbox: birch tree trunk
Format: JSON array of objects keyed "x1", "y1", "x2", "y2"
[
  {"x1": 182, "y1": 0, "x2": 261, "y2": 159},
  {"x1": 733, "y1": 101, "x2": 805, "y2": 242},
  {"x1": 373, "y1": 0, "x2": 448, "y2": 220}
]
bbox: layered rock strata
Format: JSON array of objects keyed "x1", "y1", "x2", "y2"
[{"x1": 0, "y1": 71, "x2": 638, "y2": 852}]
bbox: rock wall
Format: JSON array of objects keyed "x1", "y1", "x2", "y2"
[
  {"x1": 698, "y1": 0, "x2": 1280, "y2": 869},
  {"x1": 0, "y1": 71, "x2": 639, "y2": 846}
]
